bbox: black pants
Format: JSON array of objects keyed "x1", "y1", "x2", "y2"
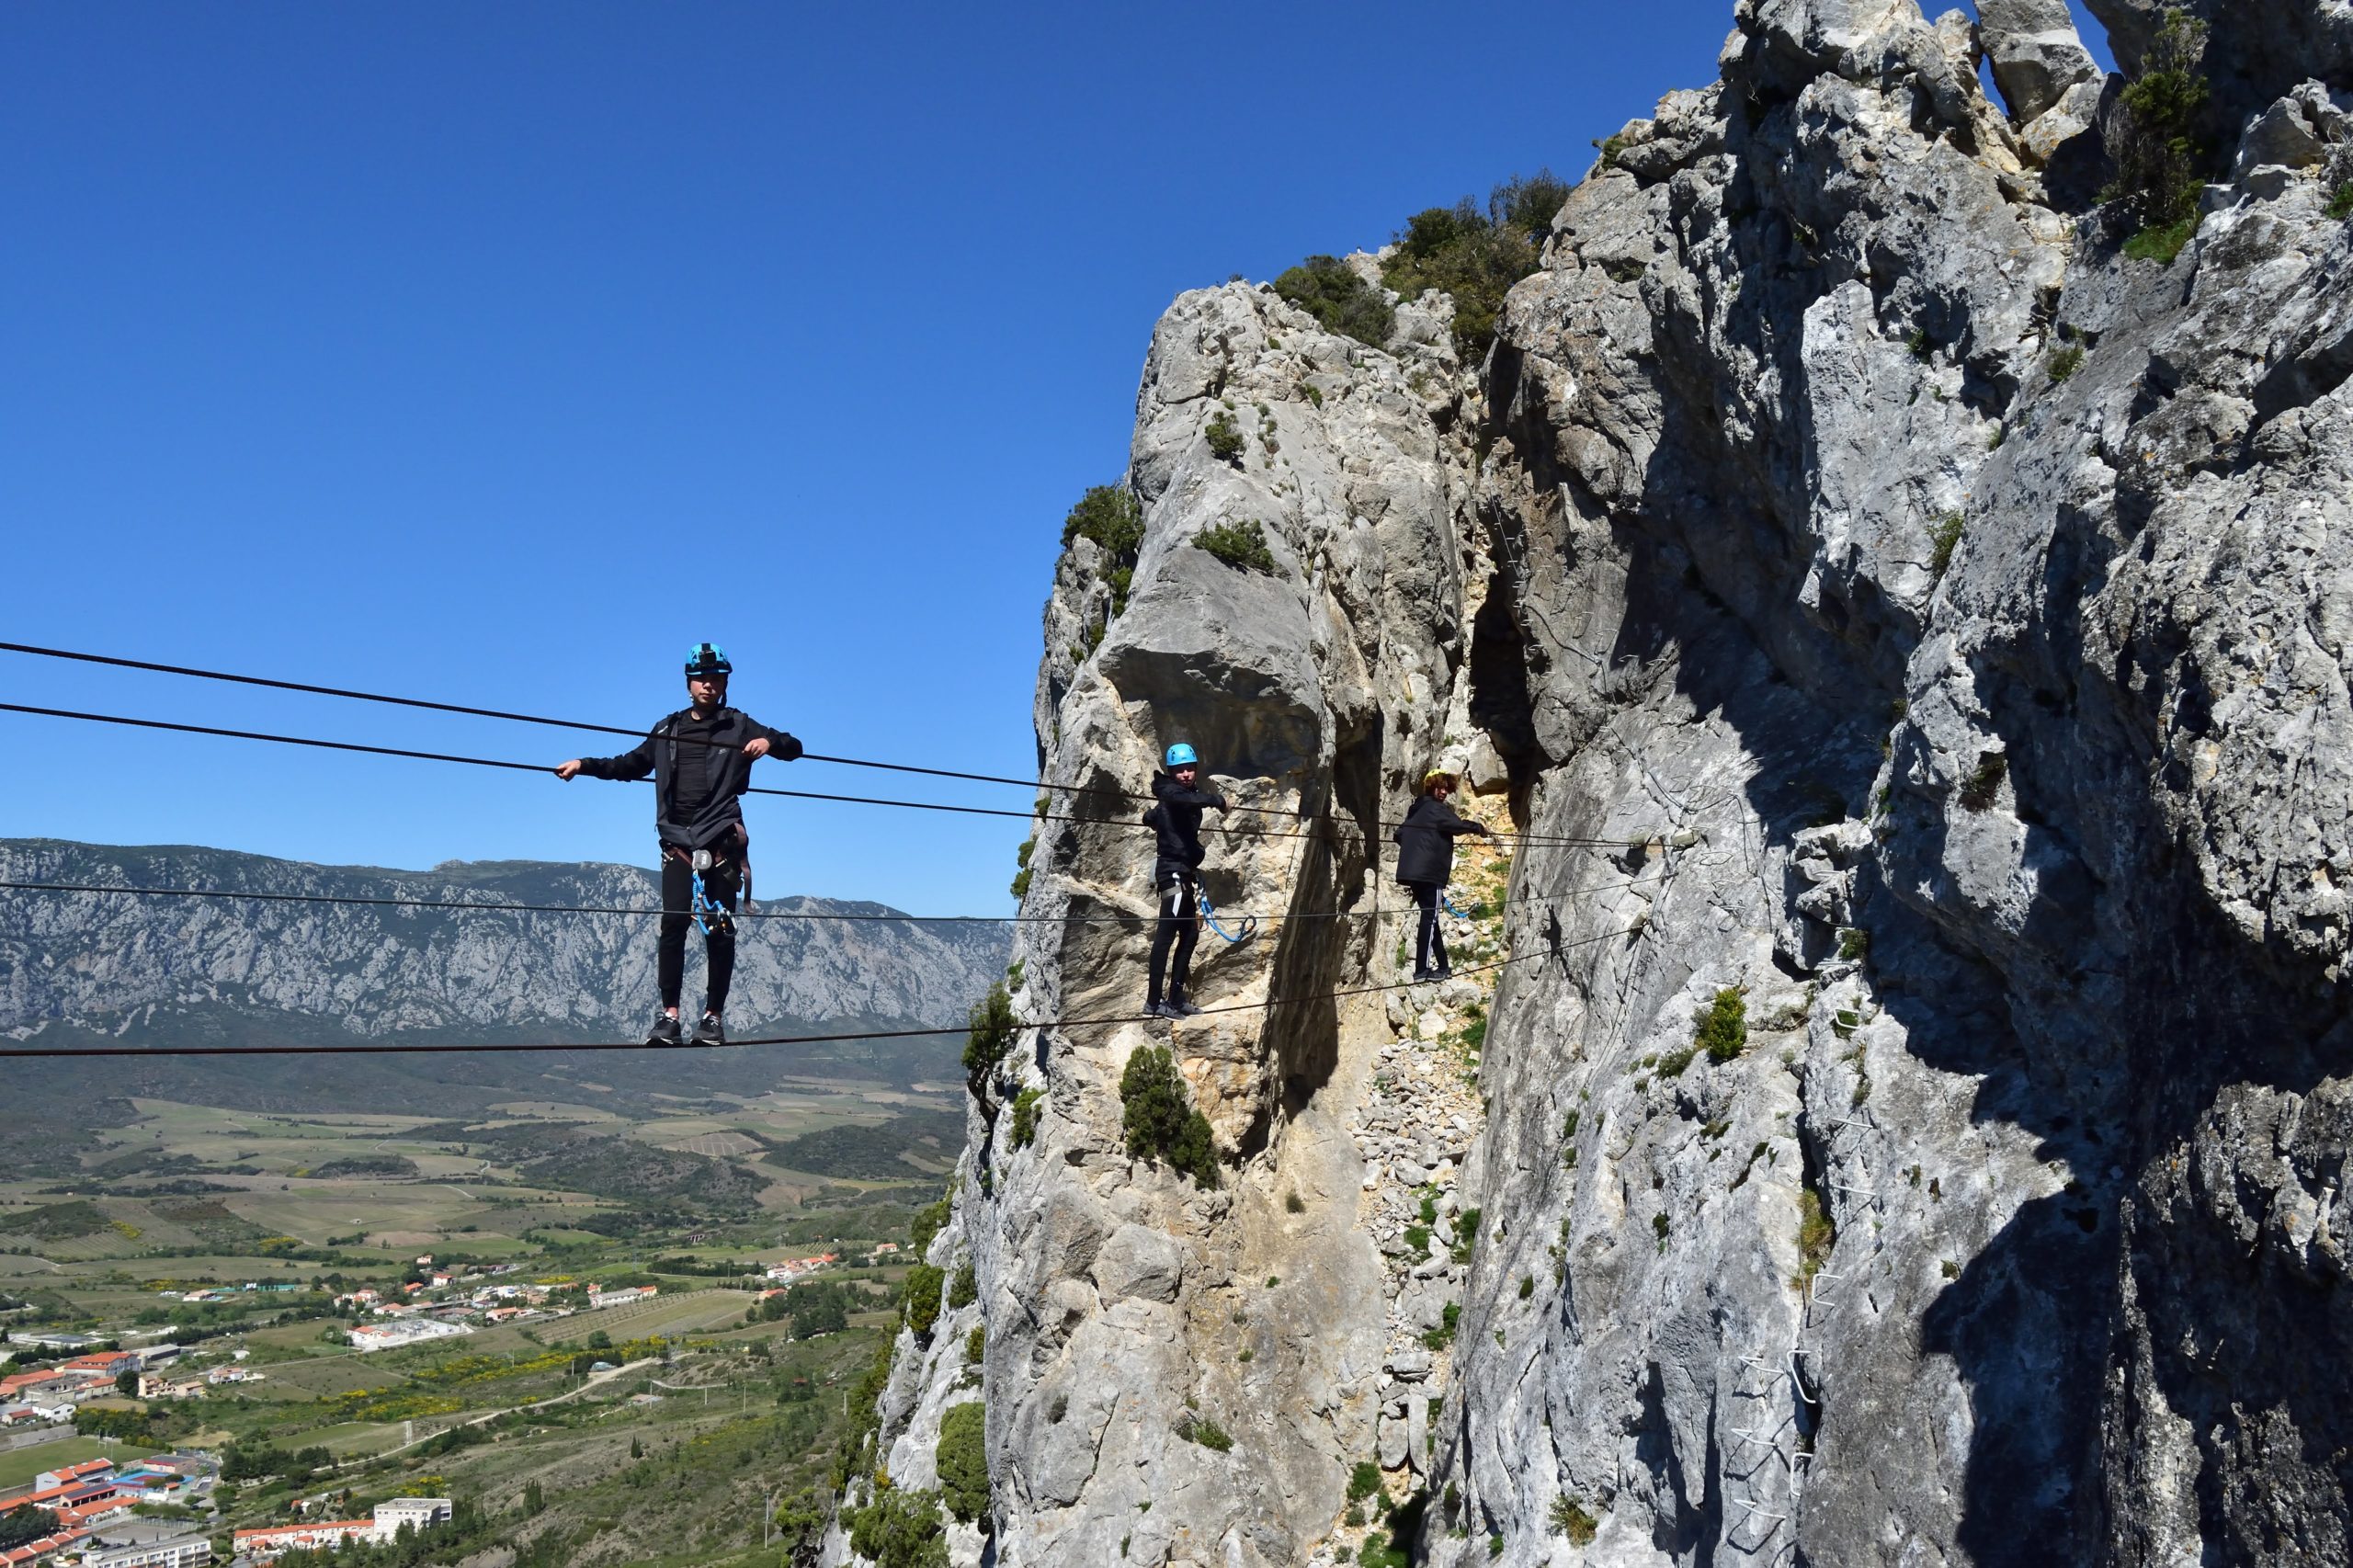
[
  {"x1": 659, "y1": 853, "x2": 741, "y2": 1015},
  {"x1": 1406, "y1": 881, "x2": 1448, "y2": 973},
  {"x1": 1148, "y1": 874, "x2": 1198, "y2": 1006}
]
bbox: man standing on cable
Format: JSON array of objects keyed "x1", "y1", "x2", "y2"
[
  {"x1": 554, "y1": 644, "x2": 801, "y2": 1046},
  {"x1": 1142, "y1": 743, "x2": 1225, "y2": 1020},
  {"x1": 1394, "y1": 767, "x2": 1489, "y2": 983}
]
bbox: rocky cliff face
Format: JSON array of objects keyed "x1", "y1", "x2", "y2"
[
  {"x1": 0, "y1": 839, "x2": 1006, "y2": 1040},
  {"x1": 849, "y1": 2, "x2": 2353, "y2": 1563}
]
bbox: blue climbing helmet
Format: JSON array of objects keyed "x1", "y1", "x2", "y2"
[
  {"x1": 685, "y1": 642, "x2": 733, "y2": 679},
  {"x1": 1165, "y1": 743, "x2": 1199, "y2": 767}
]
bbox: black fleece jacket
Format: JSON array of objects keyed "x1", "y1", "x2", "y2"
[
  {"x1": 1142, "y1": 771, "x2": 1226, "y2": 884},
  {"x1": 576, "y1": 706, "x2": 801, "y2": 851},
  {"x1": 1392, "y1": 793, "x2": 1485, "y2": 885}
]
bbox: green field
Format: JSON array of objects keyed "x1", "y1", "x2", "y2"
[{"x1": 0, "y1": 1437, "x2": 159, "y2": 1494}]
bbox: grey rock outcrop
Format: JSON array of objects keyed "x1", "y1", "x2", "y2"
[
  {"x1": 855, "y1": 1, "x2": 2353, "y2": 1564},
  {"x1": 1980, "y1": 0, "x2": 2101, "y2": 121}
]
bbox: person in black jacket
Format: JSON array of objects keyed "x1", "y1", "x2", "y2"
[
  {"x1": 1393, "y1": 767, "x2": 1489, "y2": 983},
  {"x1": 1141, "y1": 742, "x2": 1226, "y2": 1019},
  {"x1": 555, "y1": 643, "x2": 801, "y2": 1046}
]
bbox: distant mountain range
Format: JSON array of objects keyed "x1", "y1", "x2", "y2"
[{"x1": 1, "y1": 838, "x2": 1008, "y2": 1042}]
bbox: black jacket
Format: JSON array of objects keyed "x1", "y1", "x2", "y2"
[
  {"x1": 576, "y1": 706, "x2": 801, "y2": 852},
  {"x1": 1141, "y1": 771, "x2": 1225, "y2": 884},
  {"x1": 1392, "y1": 793, "x2": 1485, "y2": 886}
]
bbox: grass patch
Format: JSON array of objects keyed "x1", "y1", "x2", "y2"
[
  {"x1": 2123, "y1": 216, "x2": 2200, "y2": 264},
  {"x1": 1550, "y1": 1495, "x2": 1597, "y2": 1545},
  {"x1": 1928, "y1": 511, "x2": 1964, "y2": 579},
  {"x1": 1796, "y1": 1188, "x2": 1836, "y2": 1287}
]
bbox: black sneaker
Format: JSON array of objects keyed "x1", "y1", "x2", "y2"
[
  {"x1": 1432, "y1": 965, "x2": 1454, "y2": 982},
  {"x1": 1172, "y1": 998, "x2": 1205, "y2": 1017},
  {"x1": 692, "y1": 1014, "x2": 727, "y2": 1046},
  {"x1": 645, "y1": 1012, "x2": 685, "y2": 1046},
  {"x1": 1145, "y1": 1001, "x2": 1177, "y2": 1020},
  {"x1": 1410, "y1": 968, "x2": 1437, "y2": 984}
]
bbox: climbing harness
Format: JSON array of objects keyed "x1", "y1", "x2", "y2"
[
  {"x1": 1198, "y1": 889, "x2": 1256, "y2": 944},
  {"x1": 688, "y1": 849, "x2": 733, "y2": 937}
]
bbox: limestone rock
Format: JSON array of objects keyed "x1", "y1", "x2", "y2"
[{"x1": 1978, "y1": 0, "x2": 2101, "y2": 121}]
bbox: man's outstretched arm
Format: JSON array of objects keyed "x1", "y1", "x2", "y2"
[{"x1": 556, "y1": 733, "x2": 657, "y2": 782}]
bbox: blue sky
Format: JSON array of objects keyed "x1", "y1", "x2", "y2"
[{"x1": 0, "y1": 2, "x2": 2111, "y2": 915}]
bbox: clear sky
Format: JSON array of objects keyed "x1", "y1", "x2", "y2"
[{"x1": 0, "y1": 2, "x2": 2113, "y2": 916}]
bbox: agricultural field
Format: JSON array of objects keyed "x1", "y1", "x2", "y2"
[
  {"x1": 0, "y1": 1055, "x2": 952, "y2": 1564},
  {"x1": 0, "y1": 1437, "x2": 159, "y2": 1493}
]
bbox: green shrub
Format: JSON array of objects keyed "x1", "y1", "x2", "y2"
[
  {"x1": 1653, "y1": 1212, "x2": 1671, "y2": 1252},
  {"x1": 1695, "y1": 986, "x2": 1746, "y2": 1064},
  {"x1": 936, "y1": 1401, "x2": 990, "y2": 1524},
  {"x1": 2107, "y1": 9, "x2": 2213, "y2": 240},
  {"x1": 2329, "y1": 184, "x2": 2353, "y2": 222},
  {"x1": 1906, "y1": 326, "x2": 1932, "y2": 360},
  {"x1": 1008, "y1": 1087, "x2": 1044, "y2": 1150},
  {"x1": 948, "y1": 1260, "x2": 977, "y2": 1310},
  {"x1": 1284, "y1": 1190, "x2": 1305, "y2": 1214},
  {"x1": 1549, "y1": 1495, "x2": 1597, "y2": 1544},
  {"x1": 1404, "y1": 1222, "x2": 1430, "y2": 1255},
  {"x1": 1347, "y1": 1460, "x2": 1384, "y2": 1502},
  {"x1": 1196, "y1": 518, "x2": 1279, "y2": 574},
  {"x1": 1653, "y1": 1043, "x2": 1698, "y2": 1078},
  {"x1": 1120, "y1": 1045, "x2": 1221, "y2": 1188},
  {"x1": 963, "y1": 981, "x2": 1019, "y2": 1088},
  {"x1": 1378, "y1": 172, "x2": 1567, "y2": 358},
  {"x1": 1204, "y1": 409, "x2": 1246, "y2": 464},
  {"x1": 964, "y1": 1324, "x2": 984, "y2": 1365},
  {"x1": 2047, "y1": 343, "x2": 2085, "y2": 382},
  {"x1": 1837, "y1": 926, "x2": 1870, "y2": 962},
  {"x1": 1928, "y1": 511, "x2": 1965, "y2": 578},
  {"x1": 1176, "y1": 1412, "x2": 1233, "y2": 1451},
  {"x1": 910, "y1": 1194, "x2": 951, "y2": 1257},
  {"x1": 1272, "y1": 255, "x2": 1394, "y2": 347},
  {"x1": 844, "y1": 1485, "x2": 949, "y2": 1568},
  {"x1": 1061, "y1": 484, "x2": 1144, "y2": 631},
  {"x1": 1062, "y1": 484, "x2": 1142, "y2": 557},
  {"x1": 903, "y1": 1264, "x2": 947, "y2": 1339}
]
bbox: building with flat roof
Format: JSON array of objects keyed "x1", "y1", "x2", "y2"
[
  {"x1": 371, "y1": 1496, "x2": 453, "y2": 1535},
  {"x1": 80, "y1": 1535, "x2": 213, "y2": 1568}
]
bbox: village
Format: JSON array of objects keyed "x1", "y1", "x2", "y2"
[{"x1": 0, "y1": 1244, "x2": 857, "y2": 1567}]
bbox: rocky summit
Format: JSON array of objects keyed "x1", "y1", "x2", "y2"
[{"x1": 844, "y1": 0, "x2": 2353, "y2": 1563}]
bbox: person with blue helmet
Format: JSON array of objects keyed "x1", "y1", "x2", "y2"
[
  {"x1": 1141, "y1": 742, "x2": 1226, "y2": 1019},
  {"x1": 555, "y1": 643, "x2": 801, "y2": 1045}
]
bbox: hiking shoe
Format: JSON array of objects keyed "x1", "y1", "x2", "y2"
[
  {"x1": 1145, "y1": 1001, "x2": 1179, "y2": 1020},
  {"x1": 645, "y1": 1012, "x2": 685, "y2": 1046},
  {"x1": 1171, "y1": 998, "x2": 1206, "y2": 1017},
  {"x1": 692, "y1": 1014, "x2": 727, "y2": 1046},
  {"x1": 1410, "y1": 968, "x2": 1437, "y2": 985},
  {"x1": 1432, "y1": 965, "x2": 1454, "y2": 983}
]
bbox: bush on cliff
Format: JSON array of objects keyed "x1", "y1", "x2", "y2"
[
  {"x1": 1120, "y1": 1045, "x2": 1221, "y2": 1188},
  {"x1": 1380, "y1": 170, "x2": 1570, "y2": 358},
  {"x1": 2106, "y1": 9, "x2": 2213, "y2": 255},
  {"x1": 1061, "y1": 484, "x2": 1144, "y2": 617},
  {"x1": 936, "y1": 1401, "x2": 990, "y2": 1525},
  {"x1": 1273, "y1": 255, "x2": 1394, "y2": 348},
  {"x1": 844, "y1": 1485, "x2": 948, "y2": 1568}
]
